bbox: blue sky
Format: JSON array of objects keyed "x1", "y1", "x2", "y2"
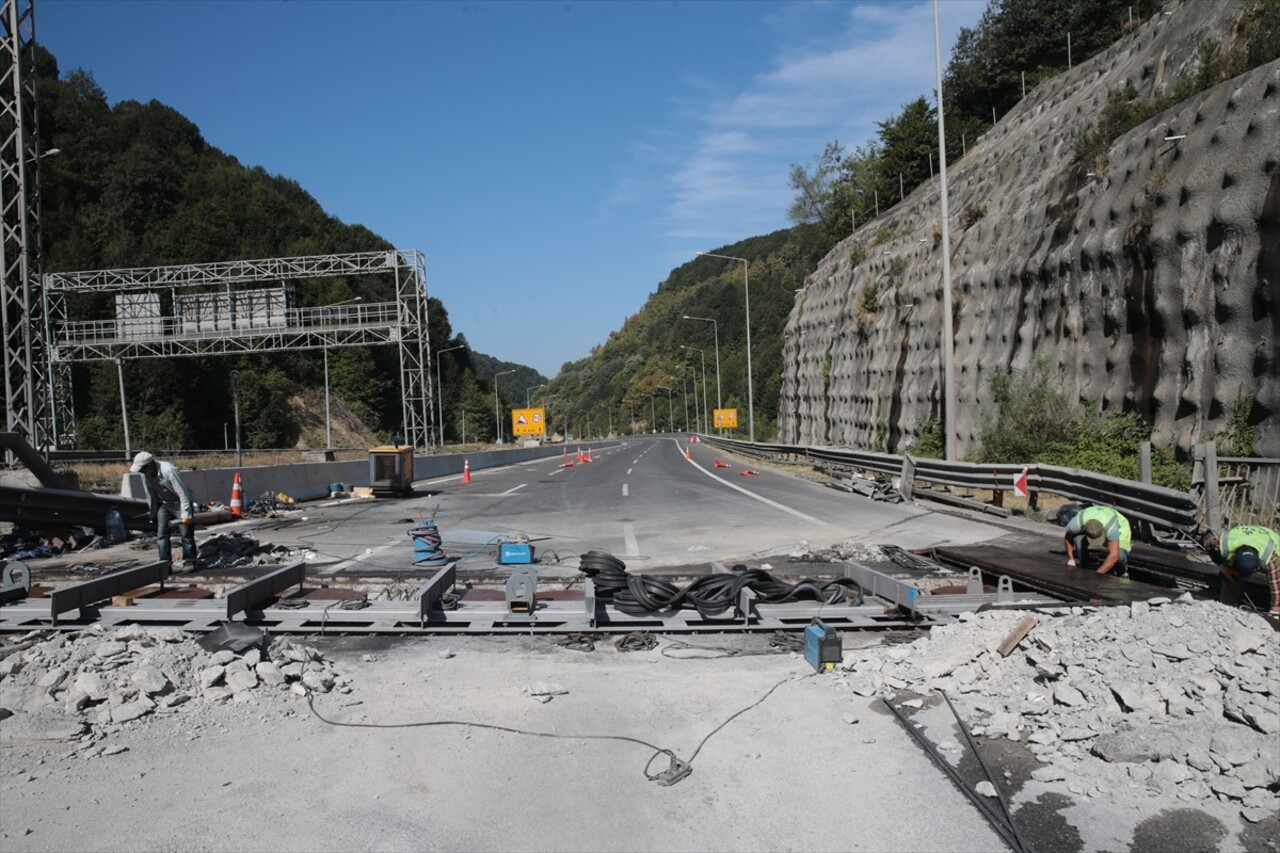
[{"x1": 39, "y1": 0, "x2": 985, "y2": 378}]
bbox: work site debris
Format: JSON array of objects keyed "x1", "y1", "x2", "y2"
[
  {"x1": 1, "y1": 528, "x2": 103, "y2": 561},
  {"x1": 197, "y1": 532, "x2": 294, "y2": 569},
  {"x1": 0, "y1": 626, "x2": 351, "y2": 754},
  {"x1": 832, "y1": 598, "x2": 1280, "y2": 823},
  {"x1": 788, "y1": 539, "x2": 887, "y2": 564}
]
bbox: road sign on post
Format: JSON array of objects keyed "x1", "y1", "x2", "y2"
[
  {"x1": 713, "y1": 408, "x2": 738, "y2": 429},
  {"x1": 511, "y1": 407, "x2": 546, "y2": 437}
]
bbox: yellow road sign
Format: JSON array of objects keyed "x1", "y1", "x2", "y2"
[
  {"x1": 512, "y1": 407, "x2": 546, "y2": 436},
  {"x1": 713, "y1": 408, "x2": 738, "y2": 428}
]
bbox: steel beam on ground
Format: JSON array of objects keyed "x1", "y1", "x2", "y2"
[
  {"x1": 49, "y1": 561, "x2": 169, "y2": 624},
  {"x1": 224, "y1": 562, "x2": 306, "y2": 620},
  {"x1": 0, "y1": 483, "x2": 149, "y2": 531},
  {"x1": 927, "y1": 545, "x2": 1175, "y2": 605},
  {"x1": 415, "y1": 563, "x2": 456, "y2": 626}
]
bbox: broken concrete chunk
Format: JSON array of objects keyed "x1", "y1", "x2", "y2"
[
  {"x1": 109, "y1": 700, "x2": 153, "y2": 724},
  {"x1": 198, "y1": 666, "x2": 225, "y2": 689},
  {"x1": 72, "y1": 672, "x2": 107, "y2": 702},
  {"x1": 130, "y1": 664, "x2": 171, "y2": 696},
  {"x1": 94, "y1": 641, "x2": 127, "y2": 659},
  {"x1": 0, "y1": 710, "x2": 87, "y2": 743},
  {"x1": 255, "y1": 662, "x2": 286, "y2": 687}
]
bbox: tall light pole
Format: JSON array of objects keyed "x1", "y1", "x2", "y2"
[
  {"x1": 681, "y1": 316, "x2": 721, "y2": 417},
  {"x1": 695, "y1": 253, "x2": 753, "y2": 442},
  {"x1": 680, "y1": 345, "x2": 707, "y2": 434},
  {"x1": 493, "y1": 369, "x2": 516, "y2": 444},
  {"x1": 435, "y1": 343, "x2": 466, "y2": 448},
  {"x1": 526, "y1": 384, "x2": 546, "y2": 406},
  {"x1": 320, "y1": 296, "x2": 362, "y2": 450},
  {"x1": 933, "y1": 0, "x2": 957, "y2": 460},
  {"x1": 649, "y1": 394, "x2": 657, "y2": 434},
  {"x1": 230, "y1": 369, "x2": 242, "y2": 467}
]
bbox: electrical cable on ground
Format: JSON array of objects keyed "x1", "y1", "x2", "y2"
[
  {"x1": 305, "y1": 670, "x2": 811, "y2": 787},
  {"x1": 661, "y1": 630, "x2": 803, "y2": 659}
]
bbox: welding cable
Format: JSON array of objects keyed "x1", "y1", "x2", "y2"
[
  {"x1": 555, "y1": 633, "x2": 596, "y2": 652},
  {"x1": 408, "y1": 520, "x2": 449, "y2": 568},
  {"x1": 305, "y1": 670, "x2": 808, "y2": 787},
  {"x1": 613, "y1": 631, "x2": 657, "y2": 652},
  {"x1": 305, "y1": 690, "x2": 684, "y2": 784},
  {"x1": 661, "y1": 630, "x2": 804, "y2": 660}
]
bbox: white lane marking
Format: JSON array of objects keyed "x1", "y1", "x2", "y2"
[
  {"x1": 623, "y1": 524, "x2": 640, "y2": 557},
  {"x1": 500, "y1": 483, "x2": 527, "y2": 496},
  {"x1": 679, "y1": 443, "x2": 829, "y2": 526},
  {"x1": 627, "y1": 468, "x2": 633, "y2": 475},
  {"x1": 318, "y1": 541, "x2": 398, "y2": 576},
  {"x1": 622, "y1": 484, "x2": 629, "y2": 497}
]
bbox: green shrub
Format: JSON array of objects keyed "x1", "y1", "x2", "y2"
[{"x1": 911, "y1": 418, "x2": 945, "y2": 459}]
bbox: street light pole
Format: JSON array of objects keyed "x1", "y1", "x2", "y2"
[
  {"x1": 435, "y1": 343, "x2": 466, "y2": 449},
  {"x1": 526, "y1": 384, "x2": 545, "y2": 406},
  {"x1": 230, "y1": 369, "x2": 242, "y2": 467},
  {"x1": 681, "y1": 316, "x2": 721, "y2": 418},
  {"x1": 493, "y1": 369, "x2": 516, "y2": 444},
  {"x1": 934, "y1": 0, "x2": 957, "y2": 460},
  {"x1": 319, "y1": 297, "x2": 362, "y2": 450},
  {"x1": 695, "y1": 253, "x2": 753, "y2": 442},
  {"x1": 649, "y1": 394, "x2": 657, "y2": 434},
  {"x1": 680, "y1": 345, "x2": 707, "y2": 434}
]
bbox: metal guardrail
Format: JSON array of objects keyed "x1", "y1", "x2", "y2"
[
  {"x1": 1192, "y1": 443, "x2": 1280, "y2": 529},
  {"x1": 0, "y1": 484, "x2": 151, "y2": 532},
  {"x1": 703, "y1": 436, "x2": 1200, "y2": 532}
]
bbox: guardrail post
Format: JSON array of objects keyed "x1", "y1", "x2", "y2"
[
  {"x1": 1200, "y1": 441, "x2": 1222, "y2": 530},
  {"x1": 1138, "y1": 442, "x2": 1154, "y2": 542},
  {"x1": 899, "y1": 456, "x2": 915, "y2": 500}
]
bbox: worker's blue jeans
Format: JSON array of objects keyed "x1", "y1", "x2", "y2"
[
  {"x1": 1070, "y1": 535, "x2": 1127, "y2": 576},
  {"x1": 156, "y1": 505, "x2": 197, "y2": 565}
]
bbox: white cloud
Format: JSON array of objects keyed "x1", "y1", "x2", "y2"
[{"x1": 661, "y1": 0, "x2": 985, "y2": 249}]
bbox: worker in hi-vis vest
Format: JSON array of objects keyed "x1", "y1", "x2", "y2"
[
  {"x1": 1064, "y1": 505, "x2": 1131, "y2": 577},
  {"x1": 1201, "y1": 525, "x2": 1280, "y2": 615}
]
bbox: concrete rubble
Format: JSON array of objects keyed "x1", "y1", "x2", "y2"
[
  {"x1": 0, "y1": 626, "x2": 351, "y2": 756},
  {"x1": 834, "y1": 596, "x2": 1280, "y2": 826}
]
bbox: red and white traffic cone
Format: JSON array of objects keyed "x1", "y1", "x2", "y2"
[
  {"x1": 462, "y1": 459, "x2": 472, "y2": 484},
  {"x1": 230, "y1": 472, "x2": 243, "y2": 517}
]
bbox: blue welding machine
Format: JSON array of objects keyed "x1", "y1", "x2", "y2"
[
  {"x1": 804, "y1": 619, "x2": 842, "y2": 672},
  {"x1": 499, "y1": 541, "x2": 534, "y2": 565}
]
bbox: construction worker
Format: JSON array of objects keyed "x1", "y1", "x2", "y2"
[
  {"x1": 1064, "y1": 505, "x2": 1131, "y2": 577},
  {"x1": 1200, "y1": 525, "x2": 1280, "y2": 614},
  {"x1": 130, "y1": 451, "x2": 199, "y2": 570}
]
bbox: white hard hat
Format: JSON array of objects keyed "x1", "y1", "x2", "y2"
[{"x1": 130, "y1": 451, "x2": 155, "y2": 473}]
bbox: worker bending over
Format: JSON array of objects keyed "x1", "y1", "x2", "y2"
[
  {"x1": 130, "y1": 451, "x2": 199, "y2": 570},
  {"x1": 1064, "y1": 506, "x2": 1131, "y2": 577},
  {"x1": 1201, "y1": 525, "x2": 1280, "y2": 615}
]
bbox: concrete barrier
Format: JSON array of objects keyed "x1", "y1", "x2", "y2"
[{"x1": 120, "y1": 441, "x2": 619, "y2": 506}]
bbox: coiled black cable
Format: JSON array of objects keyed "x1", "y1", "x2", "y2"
[{"x1": 579, "y1": 551, "x2": 864, "y2": 617}]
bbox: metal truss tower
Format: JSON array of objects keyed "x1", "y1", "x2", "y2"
[
  {"x1": 1, "y1": 0, "x2": 49, "y2": 460},
  {"x1": 45, "y1": 250, "x2": 435, "y2": 451}
]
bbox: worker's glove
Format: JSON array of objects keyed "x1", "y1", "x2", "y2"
[{"x1": 1066, "y1": 559, "x2": 1076, "y2": 568}]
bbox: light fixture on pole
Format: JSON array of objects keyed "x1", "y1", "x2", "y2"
[
  {"x1": 435, "y1": 343, "x2": 466, "y2": 448},
  {"x1": 526, "y1": 384, "x2": 546, "y2": 406},
  {"x1": 695, "y1": 252, "x2": 754, "y2": 442},
  {"x1": 493, "y1": 369, "x2": 516, "y2": 444},
  {"x1": 319, "y1": 296, "x2": 362, "y2": 450},
  {"x1": 681, "y1": 315, "x2": 721, "y2": 418}
]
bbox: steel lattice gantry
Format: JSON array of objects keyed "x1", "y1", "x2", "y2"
[
  {"x1": 44, "y1": 250, "x2": 435, "y2": 451},
  {"x1": 1, "y1": 0, "x2": 50, "y2": 459}
]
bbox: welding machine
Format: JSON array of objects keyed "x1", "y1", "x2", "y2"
[
  {"x1": 804, "y1": 619, "x2": 842, "y2": 672},
  {"x1": 498, "y1": 541, "x2": 535, "y2": 564}
]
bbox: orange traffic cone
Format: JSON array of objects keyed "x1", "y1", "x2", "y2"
[
  {"x1": 230, "y1": 472, "x2": 243, "y2": 517},
  {"x1": 577, "y1": 448, "x2": 584, "y2": 463},
  {"x1": 562, "y1": 446, "x2": 567, "y2": 457},
  {"x1": 741, "y1": 469, "x2": 758, "y2": 476},
  {"x1": 714, "y1": 460, "x2": 728, "y2": 469},
  {"x1": 462, "y1": 459, "x2": 472, "y2": 484},
  {"x1": 684, "y1": 446, "x2": 691, "y2": 460},
  {"x1": 586, "y1": 448, "x2": 594, "y2": 463}
]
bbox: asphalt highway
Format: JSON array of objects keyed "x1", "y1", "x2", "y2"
[{"x1": 242, "y1": 437, "x2": 1010, "y2": 580}]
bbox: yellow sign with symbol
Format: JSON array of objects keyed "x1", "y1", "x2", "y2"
[
  {"x1": 713, "y1": 408, "x2": 738, "y2": 428},
  {"x1": 511, "y1": 407, "x2": 546, "y2": 437}
]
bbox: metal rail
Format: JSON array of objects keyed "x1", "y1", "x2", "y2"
[
  {"x1": 704, "y1": 436, "x2": 1199, "y2": 532},
  {"x1": 1, "y1": 561, "x2": 1059, "y2": 635},
  {"x1": 0, "y1": 483, "x2": 150, "y2": 531}
]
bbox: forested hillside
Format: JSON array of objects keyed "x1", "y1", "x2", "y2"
[{"x1": 32, "y1": 48, "x2": 521, "y2": 451}]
